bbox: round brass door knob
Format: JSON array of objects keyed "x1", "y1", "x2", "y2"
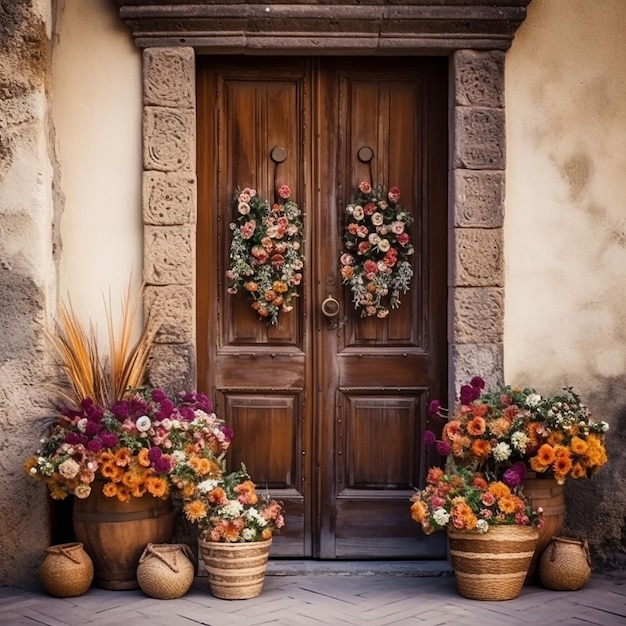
[{"x1": 321, "y1": 296, "x2": 340, "y2": 318}]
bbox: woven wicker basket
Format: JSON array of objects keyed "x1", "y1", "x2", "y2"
[
  {"x1": 136, "y1": 543, "x2": 195, "y2": 599},
  {"x1": 448, "y1": 526, "x2": 539, "y2": 601},
  {"x1": 539, "y1": 536, "x2": 591, "y2": 590},
  {"x1": 198, "y1": 538, "x2": 272, "y2": 600},
  {"x1": 39, "y1": 542, "x2": 94, "y2": 598}
]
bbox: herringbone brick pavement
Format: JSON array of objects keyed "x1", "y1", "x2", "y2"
[{"x1": 1, "y1": 572, "x2": 624, "y2": 626}]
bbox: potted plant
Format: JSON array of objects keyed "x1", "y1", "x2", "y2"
[
  {"x1": 424, "y1": 376, "x2": 610, "y2": 582},
  {"x1": 24, "y1": 285, "x2": 233, "y2": 590},
  {"x1": 182, "y1": 464, "x2": 284, "y2": 600},
  {"x1": 410, "y1": 465, "x2": 543, "y2": 601}
]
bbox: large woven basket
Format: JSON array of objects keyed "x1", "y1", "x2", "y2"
[
  {"x1": 539, "y1": 536, "x2": 591, "y2": 590},
  {"x1": 448, "y1": 526, "x2": 539, "y2": 601},
  {"x1": 137, "y1": 543, "x2": 196, "y2": 599},
  {"x1": 198, "y1": 538, "x2": 272, "y2": 600},
  {"x1": 39, "y1": 542, "x2": 94, "y2": 598}
]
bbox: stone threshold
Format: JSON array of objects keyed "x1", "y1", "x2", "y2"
[{"x1": 266, "y1": 559, "x2": 454, "y2": 577}]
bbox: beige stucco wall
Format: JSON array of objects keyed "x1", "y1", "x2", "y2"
[
  {"x1": 53, "y1": 0, "x2": 142, "y2": 335},
  {"x1": 505, "y1": 0, "x2": 626, "y2": 570}
]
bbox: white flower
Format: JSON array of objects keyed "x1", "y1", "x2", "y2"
[
  {"x1": 377, "y1": 239, "x2": 391, "y2": 252},
  {"x1": 58, "y1": 458, "x2": 80, "y2": 480},
  {"x1": 221, "y1": 501, "x2": 244, "y2": 518},
  {"x1": 242, "y1": 528, "x2": 256, "y2": 541},
  {"x1": 77, "y1": 418, "x2": 88, "y2": 433},
  {"x1": 197, "y1": 479, "x2": 219, "y2": 494},
  {"x1": 492, "y1": 442, "x2": 512, "y2": 462},
  {"x1": 599, "y1": 421, "x2": 610, "y2": 432},
  {"x1": 511, "y1": 431, "x2": 529, "y2": 453},
  {"x1": 371, "y1": 212, "x2": 384, "y2": 226},
  {"x1": 432, "y1": 508, "x2": 450, "y2": 527},
  {"x1": 526, "y1": 393, "x2": 542, "y2": 407},
  {"x1": 476, "y1": 519, "x2": 489, "y2": 533},
  {"x1": 136, "y1": 415, "x2": 152, "y2": 432},
  {"x1": 368, "y1": 233, "x2": 381, "y2": 245},
  {"x1": 352, "y1": 206, "x2": 364, "y2": 221}
]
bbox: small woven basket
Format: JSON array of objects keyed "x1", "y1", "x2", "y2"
[
  {"x1": 137, "y1": 543, "x2": 195, "y2": 599},
  {"x1": 539, "y1": 536, "x2": 591, "y2": 590},
  {"x1": 39, "y1": 542, "x2": 93, "y2": 597}
]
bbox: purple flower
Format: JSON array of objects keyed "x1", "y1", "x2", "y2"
[
  {"x1": 470, "y1": 376, "x2": 485, "y2": 390},
  {"x1": 153, "y1": 455, "x2": 173, "y2": 474},
  {"x1": 64, "y1": 432, "x2": 81, "y2": 445},
  {"x1": 82, "y1": 400, "x2": 104, "y2": 422},
  {"x1": 222, "y1": 427, "x2": 234, "y2": 443},
  {"x1": 156, "y1": 398, "x2": 175, "y2": 420},
  {"x1": 151, "y1": 388, "x2": 168, "y2": 403},
  {"x1": 111, "y1": 401, "x2": 129, "y2": 421},
  {"x1": 428, "y1": 400, "x2": 441, "y2": 415},
  {"x1": 423, "y1": 430, "x2": 437, "y2": 446},
  {"x1": 130, "y1": 396, "x2": 149, "y2": 415},
  {"x1": 503, "y1": 462, "x2": 527, "y2": 488},
  {"x1": 459, "y1": 384, "x2": 480, "y2": 405},
  {"x1": 148, "y1": 446, "x2": 162, "y2": 463},
  {"x1": 195, "y1": 393, "x2": 213, "y2": 413},
  {"x1": 100, "y1": 432, "x2": 119, "y2": 448},
  {"x1": 87, "y1": 439, "x2": 103, "y2": 453},
  {"x1": 84, "y1": 421, "x2": 100, "y2": 437},
  {"x1": 178, "y1": 406, "x2": 196, "y2": 421},
  {"x1": 435, "y1": 440, "x2": 451, "y2": 456}
]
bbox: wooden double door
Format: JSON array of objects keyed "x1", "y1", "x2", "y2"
[{"x1": 197, "y1": 56, "x2": 448, "y2": 559}]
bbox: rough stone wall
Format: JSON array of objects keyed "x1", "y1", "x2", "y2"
[
  {"x1": 0, "y1": 0, "x2": 54, "y2": 586},
  {"x1": 142, "y1": 48, "x2": 197, "y2": 395},
  {"x1": 450, "y1": 50, "x2": 506, "y2": 392}
]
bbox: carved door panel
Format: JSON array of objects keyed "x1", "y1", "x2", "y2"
[{"x1": 197, "y1": 57, "x2": 448, "y2": 558}]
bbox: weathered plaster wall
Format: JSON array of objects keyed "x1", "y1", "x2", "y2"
[
  {"x1": 52, "y1": 0, "x2": 142, "y2": 337},
  {"x1": 0, "y1": 0, "x2": 54, "y2": 586},
  {"x1": 505, "y1": 0, "x2": 626, "y2": 572}
]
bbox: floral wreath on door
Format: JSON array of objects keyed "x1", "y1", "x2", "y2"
[
  {"x1": 226, "y1": 185, "x2": 305, "y2": 325},
  {"x1": 340, "y1": 181, "x2": 414, "y2": 318}
]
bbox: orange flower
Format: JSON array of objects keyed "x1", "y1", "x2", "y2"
[
  {"x1": 114, "y1": 447, "x2": 132, "y2": 467},
  {"x1": 442, "y1": 420, "x2": 462, "y2": 441},
  {"x1": 261, "y1": 528, "x2": 273, "y2": 540},
  {"x1": 410, "y1": 499, "x2": 429, "y2": 523},
  {"x1": 488, "y1": 481, "x2": 511, "y2": 498},
  {"x1": 130, "y1": 483, "x2": 147, "y2": 498},
  {"x1": 470, "y1": 438, "x2": 492, "y2": 459},
  {"x1": 570, "y1": 462, "x2": 587, "y2": 479},
  {"x1": 102, "y1": 481, "x2": 119, "y2": 498},
  {"x1": 115, "y1": 485, "x2": 132, "y2": 503},
  {"x1": 547, "y1": 431, "x2": 565, "y2": 446},
  {"x1": 466, "y1": 416, "x2": 487, "y2": 436},
  {"x1": 553, "y1": 454, "x2": 572, "y2": 476},
  {"x1": 100, "y1": 461, "x2": 124, "y2": 482},
  {"x1": 489, "y1": 417, "x2": 513, "y2": 438},
  {"x1": 472, "y1": 475, "x2": 488, "y2": 490},
  {"x1": 235, "y1": 480, "x2": 258, "y2": 505},
  {"x1": 536, "y1": 443, "x2": 555, "y2": 465},
  {"x1": 146, "y1": 476, "x2": 169, "y2": 499},
  {"x1": 184, "y1": 499, "x2": 208, "y2": 523},
  {"x1": 426, "y1": 466, "x2": 444, "y2": 485},
  {"x1": 137, "y1": 448, "x2": 151, "y2": 468},
  {"x1": 497, "y1": 495, "x2": 518, "y2": 515},
  {"x1": 529, "y1": 456, "x2": 549, "y2": 473},
  {"x1": 217, "y1": 519, "x2": 245, "y2": 542},
  {"x1": 570, "y1": 436, "x2": 588, "y2": 456},
  {"x1": 208, "y1": 486, "x2": 227, "y2": 506},
  {"x1": 472, "y1": 404, "x2": 489, "y2": 417}
]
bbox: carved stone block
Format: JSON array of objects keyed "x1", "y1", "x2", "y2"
[
  {"x1": 454, "y1": 169, "x2": 504, "y2": 228},
  {"x1": 143, "y1": 48, "x2": 195, "y2": 109},
  {"x1": 454, "y1": 107, "x2": 505, "y2": 170},
  {"x1": 450, "y1": 343, "x2": 504, "y2": 395},
  {"x1": 454, "y1": 228, "x2": 503, "y2": 287},
  {"x1": 143, "y1": 171, "x2": 196, "y2": 225},
  {"x1": 453, "y1": 286, "x2": 504, "y2": 343},
  {"x1": 454, "y1": 50, "x2": 504, "y2": 107},
  {"x1": 144, "y1": 284, "x2": 194, "y2": 344},
  {"x1": 144, "y1": 225, "x2": 194, "y2": 285},
  {"x1": 143, "y1": 107, "x2": 195, "y2": 172},
  {"x1": 148, "y1": 342, "x2": 195, "y2": 393}
]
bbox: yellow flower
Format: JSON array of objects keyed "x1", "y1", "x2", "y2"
[
  {"x1": 184, "y1": 499, "x2": 208, "y2": 523},
  {"x1": 146, "y1": 476, "x2": 169, "y2": 499}
]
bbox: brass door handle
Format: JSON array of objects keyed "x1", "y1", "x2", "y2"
[{"x1": 321, "y1": 295, "x2": 340, "y2": 318}]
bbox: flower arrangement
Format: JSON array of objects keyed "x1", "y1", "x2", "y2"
[
  {"x1": 425, "y1": 376, "x2": 609, "y2": 484},
  {"x1": 226, "y1": 185, "x2": 304, "y2": 324},
  {"x1": 182, "y1": 464, "x2": 284, "y2": 543},
  {"x1": 25, "y1": 388, "x2": 233, "y2": 502},
  {"x1": 410, "y1": 465, "x2": 544, "y2": 535},
  {"x1": 340, "y1": 181, "x2": 414, "y2": 318}
]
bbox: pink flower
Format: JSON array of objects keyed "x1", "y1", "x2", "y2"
[
  {"x1": 396, "y1": 232, "x2": 410, "y2": 246},
  {"x1": 340, "y1": 253, "x2": 354, "y2": 266},
  {"x1": 278, "y1": 184, "x2": 291, "y2": 199},
  {"x1": 359, "y1": 181, "x2": 372, "y2": 194},
  {"x1": 240, "y1": 219, "x2": 256, "y2": 240},
  {"x1": 388, "y1": 186, "x2": 401, "y2": 203}
]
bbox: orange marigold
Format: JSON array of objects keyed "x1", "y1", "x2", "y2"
[
  {"x1": 537, "y1": 443, "x2": 556, "y2": 465},
  {"x1": 488, "y1": 481, "x2": 511, "y2": 498},
  {"x1": 470, "y1": 438, "x2": 492, "y2": 459},
  {"x1": 114, "y1": 447, "x2": 132, "y2": 467},
  {"x1": 529, "y1": 455, "x2": 549, "y2": 473},
  {"x1": 553, "y1": 454, "x2": 573, "y2": 476},
  {"x1": 137, "y1": 448, "x2": 151, "y2": 468},
  {"x1": 146, "y1": 476, "x2": 169, "y2": 499},
  {"x1": 184, "y1": 499, "x2": 208, "y2": 523},
  {"x1": 472, "y1": 403, "x2": 489, "y2": 417},
  {"x1": 570, "y1": 436, "x2": 588, "y2": 456},
  {"x1": 410, "y1": 499, "x2": 429, "y2": 523},
  {"x1": 466, "y1": 416, "x2": 487, "y2": 436},
  {"x1": 497, "y1": 495, "x2": 518, "y2": 515},
  {"x1": 570, "y1": 462, "x2": 587, "y2": 479}
]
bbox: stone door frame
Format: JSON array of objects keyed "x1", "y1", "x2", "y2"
[{"x1": 120, "y1": 1, "x2": 531, "y2": 398}]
